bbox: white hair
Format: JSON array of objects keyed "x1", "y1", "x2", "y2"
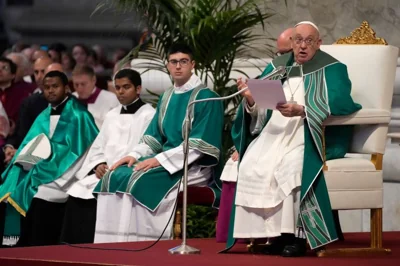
[
  {"x1": 6, "y1": 52, "x2": 32, "y2": 71},
  {"x1": 294, "y1": 21, "x2": 320, "y2": 33}
]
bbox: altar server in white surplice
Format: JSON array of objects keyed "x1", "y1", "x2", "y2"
[
  {"x1": 60, "y1": 69, "x2": 155, "y2": 244},
  {"x1": 72, "y1": 65, "x2": 119, "y2": 129}
]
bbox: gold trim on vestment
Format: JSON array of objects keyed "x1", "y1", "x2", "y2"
[
  {"x1": 0, "y1": 192, "x2": 11, "y2": 203},
  {"x1": 7, "y1": 197, "x2": 26, "y2": 217}
]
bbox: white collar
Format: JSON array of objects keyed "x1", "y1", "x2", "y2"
[
  {"x1": 51, "y1": 96, "x2": 69, "y2": 110},
  {"x1": 173, "y1": 74, "x2": 202, "y2": 93},
  {"x1": 122, "y1": 97, "x2": 139, "y2": 110}
]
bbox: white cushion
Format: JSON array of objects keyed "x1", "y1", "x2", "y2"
[
  {"x1": 320, "y1": 45, "x2": 398, "y2": 111},
  {"x1": 326, "y1": 157, "x2": 376, "y2": 171},
  {"x1": 324, "y1": 109, "x2": 391, "y2": 126},
  {"x1": 320, "y1": 45, "x2": 398, "y2": 155},
  {"x1": 350, "y1": 124, "x2": 388, "y2": 154},
  {"x1": 325, "y1": 157, "x2": 383, "y2": 209}
]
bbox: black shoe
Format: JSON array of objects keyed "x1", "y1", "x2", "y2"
[
  {"x1": 281, "y1": 238, "x2": 307, "y2": 257},
  {"x1": 261, "y1": 234, "x2": 295, "y2": 255}
]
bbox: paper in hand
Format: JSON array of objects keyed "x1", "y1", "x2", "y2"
[{"x1": 247, "y1": 79, "x2": 286, "y2": 110}]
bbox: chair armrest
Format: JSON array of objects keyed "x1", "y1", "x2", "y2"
[
  {"x1": 387, "y1": 133, "x2": 400, "y2": 145},
  {"x1": 323, "y1": 109, "x2": 391, "y2": 126}
]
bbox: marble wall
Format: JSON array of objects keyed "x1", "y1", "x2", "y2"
[{"x1": 257, "y1": 0, "x2": 400, "y2": 52}]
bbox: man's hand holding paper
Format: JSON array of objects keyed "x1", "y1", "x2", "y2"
[{"x1": 246, "y1": 79, "x2": 287, "y2": 110}]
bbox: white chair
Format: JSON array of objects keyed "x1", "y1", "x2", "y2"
[{"x1": 318, "y1": 22, "x2": 398, "y2": 256}]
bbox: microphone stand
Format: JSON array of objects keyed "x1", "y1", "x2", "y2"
[
  {"x1": 169, "y1": 67, "x2": 286, "y2": 255},
  {"x1": 168, "y1": 88, "x2": 248, "y2": 255}
]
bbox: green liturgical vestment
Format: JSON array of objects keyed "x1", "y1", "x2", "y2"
[
  {"x1": 0, "y1": 97, "x2": 99, "y2": 240},
  {"x1": 225, "y1": 50, "x2": 362, "y2": 250},
  {"x1": 95, "y1": 85, "x2": 224, "y2": 211}
]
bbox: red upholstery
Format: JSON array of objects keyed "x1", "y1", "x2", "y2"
[{"x1": 177, "y1": 186, "x2": 215, "y2": 206}]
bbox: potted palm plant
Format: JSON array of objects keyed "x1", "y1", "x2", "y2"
[{"x1": 95, "y1": 0, "x2": 284, "y2": 238}]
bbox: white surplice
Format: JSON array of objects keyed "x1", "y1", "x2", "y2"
[
  {"x1": 220, "y1": 158, "x2": 238, "y2": 183},
  {"x1": 94, "y1": 74, "x2": 213, "y2": 243},
  {"x1": 233, "y1": 74, "x2": 306, "y2": 238},
  {"x1": 67, "y1": 102, "x2": 156, "y2": 199},
  {"x1": 73, "y1": 89, "x2": 119, "y2": 129}
]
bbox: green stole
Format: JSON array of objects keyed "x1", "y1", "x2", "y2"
[
  {"x1": 0, "y1": 97, "x2": 99, "y2": 238},
  {"x1": 224, "y1": 50, "x2": 362, "y2": 250},
  {"x1": 95, "y1": 85, "x2": 224, "y2": 211}
]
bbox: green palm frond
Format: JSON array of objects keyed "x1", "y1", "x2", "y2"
[{"x1": 95, "y1": 0, "x2": 286, "y2": 162}]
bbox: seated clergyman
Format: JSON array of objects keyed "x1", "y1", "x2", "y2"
[
  {"x1": 223, "y1": 21, "x2": 361, "y2": 257},
  {"x1": 0, "y1": 70, "x2": 98, "y2": 247}
]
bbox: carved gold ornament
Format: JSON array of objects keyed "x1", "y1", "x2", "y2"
[{"x1": 335, "y1": 21, "x2": 387, "y2": 45}]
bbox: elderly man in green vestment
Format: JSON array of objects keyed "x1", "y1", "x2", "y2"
[
  {"x1": 93, "y1": 43, "x2": 224, "y2": 243},
  {"x1": 224, "y1": 21, "x2": 362, "y2": 257},
  {"x1": 0, "y1": 71, "x2": 98, "y2": 246}
]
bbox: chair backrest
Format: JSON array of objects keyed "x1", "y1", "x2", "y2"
[{"x1": 320, "y1": 45, "x2": 398, "y2": 154}]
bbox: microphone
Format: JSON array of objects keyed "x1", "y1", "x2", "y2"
[{"x1": 259, "y1": 65, "x2": 286, "y2": 80}]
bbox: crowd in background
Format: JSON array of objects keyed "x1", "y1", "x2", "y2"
[
  {"x1": 0, "y1": 41, "x2": 134, "y2": 174},
  {"x1": 2, "y1": 41, "x2": 132, "y2": 93}
]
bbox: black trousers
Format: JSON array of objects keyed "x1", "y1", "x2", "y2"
[
  {"x1": 16, "y1": 196, "x2": 97, "y2": 247},
  {"x1": 16, "y1": 198, "x2": 66, "y2": 247},
  {"x1": 60, "y1": 196, "x2": 97, "y2": 244}
]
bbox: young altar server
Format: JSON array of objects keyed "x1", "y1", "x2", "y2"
[
  {"x1": 93, "y1": 43, "x2": 224, "y2": 243},
  {"x1": 0, "y1": 70, "x2": 99, "y2": 247},
  {"x1": 61, "y1": 68, "x2": 156, "y2": 244}
]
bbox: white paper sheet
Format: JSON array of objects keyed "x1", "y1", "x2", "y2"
[{"x1": 247, "y1": 79, "x2": 286, "y2": 110}]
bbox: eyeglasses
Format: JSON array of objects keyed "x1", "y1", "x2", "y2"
[
  {"x1": 0, "y1": 65, "x2": 10, "y2": 72},
  {"x1": 294, "y1": 37, "x2": 315, "y2": 46},
  {"x1": 168, "y1": 59, "x2": 191, "y2": 66}
]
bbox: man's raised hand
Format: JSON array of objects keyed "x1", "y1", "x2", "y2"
[
  {"x1": 237, "y1": 77, "x2": 255, "y2": 106},
  {"x1": 134, "y1": 158, "x2": 161, "y2": 172},
  {"x1": 110, "y1": 156, "x2": 137, "y2": 170}
]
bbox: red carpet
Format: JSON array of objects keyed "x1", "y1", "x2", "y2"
[{"x1": 0, "y1": 232, "x2": 399, "y2": 266}]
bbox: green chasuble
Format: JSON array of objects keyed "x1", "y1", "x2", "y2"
[
  {"x1": 225, "y1": 50, "x2": 362, "y2": 250},
  {"x1": 95, "y1": 84, "x2": 224, "y2": 211},
  {"x1": 0, "y1": 96, "x2": 99, "y2": 239}
]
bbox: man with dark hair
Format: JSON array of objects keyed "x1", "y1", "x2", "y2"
[
  {"x1": 61, "y1": 68, "x2": 155, "y2": 244},
  {"x1": 0, "y1": 70, "x2": 98, "y2": 246},
  {"x1": 72, "y1": 65, "x2": 119, "y2": 129},
  {"x1": 0, "y1": 57, "x2": 32, "y2": 174},
  {"x1": 0, "y1": 57, "x2": 31, "y2": 128},
  {"x1": 3, "y1": 59, "x2": 59, "y2": 166},
  {"x1": 93, "y1": 43, "x2": 224, "y2": 243}
]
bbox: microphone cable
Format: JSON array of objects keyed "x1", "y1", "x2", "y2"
[{"x1": 61, "y1": 175, "x2": 183, "y2": 252}]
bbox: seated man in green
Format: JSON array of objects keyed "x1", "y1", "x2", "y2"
[
  {"x1": 224, "y1": 21, "x2": 362, "y2": 257},
  {"x1": 0, "y1": 70, "x2": 98, "y2": 246},
  {"x1": 93, "y1": 43, "x2": 224, "y2": 243}
]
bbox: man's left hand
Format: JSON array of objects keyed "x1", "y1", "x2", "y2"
[
  {"x1": 276, "y1": 103, "x2": 305, "y2": 117},
  {"x1": 134, "y1": 158, "x2": 161, "y2": 172}
]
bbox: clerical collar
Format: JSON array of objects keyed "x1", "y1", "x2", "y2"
[
  {"x1": 0, "y1": 81, "x2": 12, "y2": 91},
  {"x1": 173, "y1": 74, "x2": 202, "y2": 93},
  {"x1": 50, "y1": 96, "x2": 69, "y2": 116},
  {"x1": 79, "y1": 87, "x2": 102, "y2": 105},
  {"x1": 33, "y1": 87, "x2": 42, "y2": 94},
  {"x1": 120, "y1": 98, "x2": 145, "y2": 114}
]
